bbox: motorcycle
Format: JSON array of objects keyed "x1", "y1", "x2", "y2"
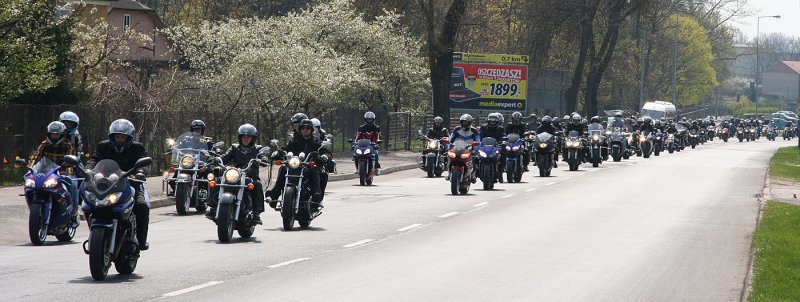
[
  {"x1": 640, "y1": 131, "x2": 653, "y2": 158},
  {"x1": 784, "y1": 126, "x2": 796, "y2": 140},
  {"x1": 476, "y1": 137, "x2": 502, "y2": 190},
  {"x1": 587, "y1": 127, "x2": 604, "y2": 167},
  {"x1": 653, "y1": 131, "x2": 663, "y2": 156},
  {"x1": 349, "y1": 139, "x2": 379, "y2": 186},
  {"x1": 746, "y1": 127, "x2": 756, "y2": 141},
  {"x1": 65, "y1": 155, "x2": 152, "y2": 281},
  {"x1": 720, "y1": 127, "x2": 729, "y2": 142},
  {"x1": 706, "y1": 126, "x2": 715, "y2": 141},
  {"x1": 736, "y1": 127, "x2": 745, "y2": 142},
  {"x1": 504, "y1": 133, "x2": 526, "y2": 182},
  {"x1": 533, "y1": 132, "x2": 556, "y2": 177},
  {"x1": 16, "y1": 157, "x2": 80, "y2": 245},
  {"x1": 698, "y1": 128, "x2": 707, "y2": 144},
  {"x1": 765, "y1": 127, "x2": 777, "y2": 141},
  {"x1": 416, "y1": 131, "x2": 446, "y2": 178},
  {"x1": 666, "y1": 133, "x2": 677, "y2": 153},
  {"x1": 563, "y1": 131, "x2": 583, "y2": 171},
  {"x1": 208, "y1": 147, "x2": 269, "y2": 242},
  {"x1": 609, "y1": 127, "x2": 626, "y2": 162},
  {"x1": 164, "y1": 132, "x2": 224, "y2": 215},
  {"x1": 271, "y1": 140, "x2": 331, "y2": 231},
  {"x1": 446, "y1": 139, "x2": 480, "y2": 195},
  {"x1": 688, "y1": 130, "x2": 699, "y2": 149}
]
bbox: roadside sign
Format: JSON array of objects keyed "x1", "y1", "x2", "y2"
[
  {"x1": 450, "y1": 52, "x2": 528, "y2": 111},
  {"x1": 453, "y1": 52, "x2": 529, "y2": 64}
]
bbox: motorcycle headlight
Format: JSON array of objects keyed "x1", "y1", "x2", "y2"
[
  {"x1": 288, "y1": 156, "x2": 301, "y2": 169},
  {"x1": 355, "y1": 149, "x2": 363, "y2": 155},
  {"x1": 180, "y1": 155, "x2": 195, "y2": 168},
  {"x1": 539, "y1": 143, "x2": 547, "y2": 149},
  {"x1": 206, "y1": 173, "x2": 215, "y2": 181},
  {"x1": 639, "y1": 137, "x2": 646, "y2": 142},
  {"x1": 106, "y1": 193, "x2": 121, "y2": 205},
  {"x1": 364, "y1": 149, "x2": 371, "y2": 154},
  {"x1": 478, "y1": 150, "x2": 487, "y2": 158},
  {"x1": 605, "y1": 131, "x2": 612, "y2": 135},
  {"x1": 512, "y1": 146, "x2": 520, "y2": 151},
  {"x1": 428, "y1": 141, "x2": 437, "y2": 149},
  {"x1": 505, "y1": 146, "x2": 511, "y2": 151},
  {"x1": 460, "y1": 153, "x2": 470, "y2": 159},
  {"x1": 592, "y1": 135, "x2": 599, "y2": 141},
  {"x1": 448, "y1": 151, "x2": 456, "y2": 158},
  {"x1": 24, "y1": 178, "x2": 35, "y2": 188},
  {"x1": 224, "y1": 169, "x2": 240, "y2": 184},
  {"x1": 43, "y1": 176, "x2": 58, "y2": 188}
]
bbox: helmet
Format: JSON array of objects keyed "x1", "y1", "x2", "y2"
[
  {"x1": 637, "y1": 117, "x2": 644, "y2": 123},
  {"x1": 643, "y1": 116, "x2": 652, "y2": 124},
  {"x1": 433, "y1": 116, "x2": 444, "y2": 126},
  {"x1": 291, "y1": 113, "x2": 309, "y2": 125},
  {"x1": 108, "y1": 119, "x2": 135, "y2": 152},
  {"x1": 310, "y1": 118, "x2": 321, "y2": 128},
  {"x1": 237, "y1": 124, "x2": 258, "y2": 145},
  {"x1": 459, "y1": 114, "x2": 474, "y2": 128},
  {"x1": 298, "y1": 119, "x2": 314, "y2": 130},
  {"x1": 364, "y1": 111, "x2": 376, "y2": 122},
  {"x1": 59, "y1": 111, "x2": 79, "y2": 134},
  {"x1": 655, "y1": 120, "x2": 662, "y2": 126},
  {"x1": 581, "y1": 118, "x2": 588, "y2": 125},
  {"x1": 541, "y1": 115, "x2": 552, "y2": 125},
  {"x1": 511, "y1": 111, "x2": 522, "y2": 123},
  {"x1": 692, "y1": 121, "x2": 698, "y2": 126},
  {"x1": 529, "y1": 114, "x2": 537, "y2": 121},
  {"x1": 614, "y1": 112, "x2": 623, "y2": 118},
  {"x1": 590, "y1": 116, "x2": 600, "y2": 123},
  {"x1": 46, "y1": 121, "x2": 67, "y2": 145},
  {"x1": 487, "y1": 113, "x2": 500, "y2": 127},
  {"x1": 190, "y1": 119, "x2": 206, "y2": 134},
  {"x1": 495, "y1": 113, "x2": 504, "y2": 124},
  {"x1": 553, "y1": 117, "x2": 561, "y2": 124},
  {"x1": 681, "y1": 117, "x2": 687, "y2": 122},
  {"x1": 571, "y1": 114, "x2": 581, "y2": 124},
  {"x1": 563, "y1": 115, "x2": 570, "y2": 121}
]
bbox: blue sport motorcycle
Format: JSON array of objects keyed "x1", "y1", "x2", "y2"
[
  {"x1": 348, "y1": 138, "x2": 379, "y2": 186},
  {"x1": 16, "y1": 157, "x2": 79, "y2": 245},
  {"x1": 66, "y1": 155, "x2": 152, "y2": 281},
  {"x1": 504, "y1": 133, "x2": 526, "y2": 182},
  {"x1": 476, "y1": 137, "x2": 502, "y2": 190}
]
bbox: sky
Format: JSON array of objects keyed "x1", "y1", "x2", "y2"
[{"x1": 734, "y1": 0, "x2": 800, "y2": 38}]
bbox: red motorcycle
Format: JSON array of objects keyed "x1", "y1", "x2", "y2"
[
  {"x1": 444, "y1": 139, "x2": 480, "y2": 195},
  {"x1": 719, "y1": 127, "x2": 729, "y2": 142}
]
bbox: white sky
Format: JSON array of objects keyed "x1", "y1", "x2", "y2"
[{"x1": 734, "y1": 0, "x2": 800, "y2": 38}]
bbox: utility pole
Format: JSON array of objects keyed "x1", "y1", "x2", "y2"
[{"x1": 756, "y1": 15, "x2": 781, "y2": 118}]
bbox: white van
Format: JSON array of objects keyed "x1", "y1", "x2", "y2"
[{"x1": 640, "y1": 101, "x2": 677, "y2": 120}]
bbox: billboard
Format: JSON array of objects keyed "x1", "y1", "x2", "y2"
[{"x1": 450, "y1": 52, "x2": 528, "y2": 111}]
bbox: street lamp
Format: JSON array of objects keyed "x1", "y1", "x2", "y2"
[{"x1": 755, "y1": 15, "x2": 781, "y2": 118}]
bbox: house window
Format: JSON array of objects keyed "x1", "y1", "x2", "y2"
[{"x1": 123, "y1": 14, "x2": 131, "y2": 30}]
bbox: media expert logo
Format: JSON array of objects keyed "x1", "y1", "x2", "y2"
[{"x1": 479, "y1": 101, "x2": 525, "y2": 109}]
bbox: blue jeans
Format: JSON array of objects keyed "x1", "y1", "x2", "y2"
[{"x1": 62, "y1": 176, "x2": 79, "y2": 215}]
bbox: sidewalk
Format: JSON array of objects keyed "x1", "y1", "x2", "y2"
[{"x1": 767, "y1": 177, "x2": 800, "y2": 205}]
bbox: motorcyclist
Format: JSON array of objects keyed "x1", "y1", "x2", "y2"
[
  {"x1": 447, "y1": 114, "x2": 480, "y2": 181},
  {"x1": 563, "y1": 113, "x2": 587, "y2": 163},
  {"x1": 535, "y1": 116, "x2": 558, "y2": 168},
  {"x1": 527, "y1": 114, "x2": 539, "y2": 132},
  {"x1": 609, "y1": 112, "x2": 625, "y2": 129},
  {"x1": 206, "y1": 124, "x2": 266, "y2": 224},
  {"x1": 310, "y1": 118, "x2": 328, "y2": 140},
  {"x1": 553, "y1": 117, "x2": 563, "y2": 132},
  {"x1": 266, "y1": 119, "x2": 331, "y2": 211},
  {"x1": 640, "y1": 116, "x2": 655, "y2": 134},
  {"x1": 480, "y1": 113, "x2": 506, "y2": 175},
  {"x1": 654, "y1": 119, "x2": 665, "y2": 132},
  {"x1": 30, "y1": 121, "x2": 79, "y2": 226},
  {"x1": 427, "y1": 116, "x2": 449, "y2": 139},
  {"x1": 506, "y1": 112, "x2": 530, "y2": 171},
  {"x1": 353, "y1": 111, "x2": 381, "y2": 171},
  {"x1": 59, "y1": 111, "x2": 84, "y2": 160},
  {"x1": 189, "y1": 119, "x2": 216, "y2": 150},
  {"x1": 290, "y1": 113, "x2": 309, "y2": 139},
  {"x1": 86, "y1": 119, "x2": 150, "y2": 250},
  {"x1": 310, "y1": 118, "x2": 331, "y2": 197}
]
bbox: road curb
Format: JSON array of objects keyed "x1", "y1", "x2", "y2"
[{"x1": 146, "y1": 162, "x2": 420, "y2": 210}]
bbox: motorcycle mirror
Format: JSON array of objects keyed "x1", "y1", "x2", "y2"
[
  {"x1": 321, "y1": 141, "x2": 332, "y2": 150},
  {"x1": 347, "y1": 139, "x2": 353, "y2": 144},
  {"x1": 134, "y1": 157, "x2": 153, "y2": 169},
  {"x1": 15, "y1": 158, "x2": 27, "y2": 166},
  {"x1": 287, "y1": 152, "x2": 294, "y2": 157},
  {"x1": 259, "y1": 147, "x2": 270, "y2": 155},
  {"x1": 63, "y1": 155, "x2": 79, "y2": 167},
  {"x1": 213, "y1": 141, "x2": 224, "y2": 148},
  {"x1": 325, "y1": 134, "x2": 333, "y2": 140},
  {"x1": 270, "y1": 139, "x2": 279, "y2": 146},
  {"x1": 299, "y1": 152, "x2": 306, "y2": 160},
  {"x1": 471, "y1": 141, "x2": 481, "y2": 147}
]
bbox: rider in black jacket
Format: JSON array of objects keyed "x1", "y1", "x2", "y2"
[
  {"x1": 266, "y1": 119, "x2": 332, "y2": 211},
  {"x1": 206, "y1": 124, "x2": 266, "y2": 223},
  {"x1": 86, "y1": 119, "x2": 150, "y2": 250},
  {"x1": 506, "y1": 112, "x2": 530, "y2": 171},
  {"x1": 427, "y1": 116, "x2": 449, "y2": 139},
  {"x1": 640, "y1": 117, "x2": 655, "y2": 133}
]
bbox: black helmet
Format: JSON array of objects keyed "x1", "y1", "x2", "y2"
[
  {"x1": 486, "y1": 113, "x2": 500, "y2": 127},
  {"x1": 298, "y1": 119, "x2": 314, "y2": 130},
  {"x1": 237, "y1": 124, "x2": 258, "y2": 146},
  {"x1": 291, "y1": 113, "x2": 309, "y2": 125},
  {"x1": 643, "y1": 116, "x2": 652, "y2": 124},
  {"x1": 511, "y1": 111, "x2": 522, "y2": 123},
  {"x1": 529, "y1": 114, "x2": 537, "y2": 121},
  {"x1": 190, "y1": 119, "x2": 206, "y2": 135},
  {"x1": 541, "y1": 115, "x2": 552, "y2": 125},
  {"x1": 590, "y1": 116, "x2": 600, "y2": 123},
  {"x1": 47, "y1": 121, "x2": 67, "y2": 145}
]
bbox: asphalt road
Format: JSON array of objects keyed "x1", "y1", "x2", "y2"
[{"x1": 0, "y1": 139, "x2": 790, "y2": 301}]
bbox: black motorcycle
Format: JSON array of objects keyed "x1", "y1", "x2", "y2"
[
  {"x1": 66, "y1": 155, "x2": 152, "y2": 281},
  {"x1": 209, "y1": 147, "x2": 270, "y2": 242},
  {"x1": 587, "y1": 128, "x2": 604, "y2": 167},
  {"x1": 533, "y1": 132, "x2": 556, "y2": 177},
  {"x1": 271, "y1": 140, "x2": 331, "y2": 231},
  {"x1": 164, "y1": 132, "x2": 224, "y2": 215},
  {"x1": 417, "y1": 131, "x2": 446, "y2": 178}
]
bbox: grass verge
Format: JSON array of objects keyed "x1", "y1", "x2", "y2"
[
  {"x1": 749, "y1": 201, "x2": 800, "y2": 301},
  {"x1": 769, "y1": 146, "x2": 800, "y2": 181}
]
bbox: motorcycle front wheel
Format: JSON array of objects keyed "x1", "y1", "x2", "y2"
[
  {"x1": 281, "y1": 187, "x2": 297, "y2": 231},
  {"x1": 175, "y1": 183, "x2": 191, "y2": 215},
  {"x1": 217, "y1": 204, "x2": 235, "y2": 242},
  {"x1": 28, "y1": 203, "x2": 46, "y2": 246},
  {"x1": 89, "y1": 227, "x2": 112, "y2": 280}
]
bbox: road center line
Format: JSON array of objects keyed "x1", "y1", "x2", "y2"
[
  {"x1": 163, "y1": 281, "x2": 224, "y2": 297},
  {"x1": 268, "y1": 258, "x2": 310, "y2": 268},
  {"x1": 577, "y1": 173, "x2": 585, "y2": 176},
  {"x1": 562, "y1": 177, "x2": 571, "y2": 180},
  {"x1": 397, "y1": 224, "x2": 423, "y2": 232},
  {"x1": 473, "y1": 201, "x2": 490, "y2": 207},
  {"x1": 500, "y1": 194, "x2": 515, "y2": 199},
  {"x1": 544, "y1": 182, "x2": 557, "y2": 186},
  {"x1": 343, "y1": 239, "x2": 374, "y2": 248},
  {"x1": 438, "y1": 212, "x2": 460, "y2": 218},
  {"x1": 526, "y1": 188, "x2": 537, "y2": 192}
]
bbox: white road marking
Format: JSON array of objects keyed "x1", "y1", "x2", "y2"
[
  {"x1": 343, "y1": 239, "x2": 374, "y2": 248},
  {"x1": 438, "y1": 212, "x2": 460, "y2": 218},
  {"x1": 500, "y1": 194, "x2": 515, "y2": 199},
  {"x1": 473, "y1": 202, "x2": 490, "y2": 207},
  {"x1": 163, "y1": 281, "x2": 224, "y2": 297},
  {"x1": 562, "y1": 177, "x2": 571, "y2": 180},
  {"x1": 577, "y1": 173, "x2": 585, "y2": 176},
  {"x1": 268, "y1": 258, "x2": 310, "y2": 268},
  {"x1": 397, "y1": 224, "x2": 423, "y2": 232},
  {"x1": 544, "y1": 182, "x2": 557, "y2": 186},
  {"x1": 526, "y1": 188, "x2": 538, "y2": 192}
]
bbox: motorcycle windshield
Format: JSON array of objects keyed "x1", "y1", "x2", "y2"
[
  {"x1": 588, "y1": 123, "x2": 604, "y2": 131},
  {"x1": 536, "y1": 133, "x2": 553, "y2": 143},
  {"x1": 87, "y1": 159, "x2": 126, "y2": 196},
  {"x1": 453, "y1": 140, "x2": 469, "y2": 153},
  {"x1": 507, "y1": 134, "x2": 520, "y2": 143},
  {"x1": 568, "y1": 131, "x2": 579, "y2": 138},
  {"x1": 32, "y1": 157, "x2": 58, "y2": 175},
  {"x1": 171, "y1": 132, "x2": 209, "y2": 165},
  {"x1": 481, "y1": 137, "x2": 497, "y2": 146},
  {"x1": 357, "y1": 139, "x2": 372, "y2": 148}
]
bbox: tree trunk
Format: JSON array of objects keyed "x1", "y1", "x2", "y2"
[{"x1": 420, "y1": 0, "x2": 467, "y2": 125}]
